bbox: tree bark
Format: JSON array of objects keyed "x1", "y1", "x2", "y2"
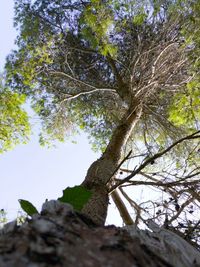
[
  {"x1": 81, "y1": 102, "x2": 142, "y2": 225},
  {"x1": 1, "y1": 200, "x2": 199, "y2": 267}
]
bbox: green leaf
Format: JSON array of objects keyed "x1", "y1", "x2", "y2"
[
  {"x1": 58, "y1": 185, "x2": 92, "y2": 211},
  {"x1": 18, "y1": 199, "x2": 39, "y2": 216},
  {"x1": 133, "y1": 13, "x2": 147, "y2": 25}
]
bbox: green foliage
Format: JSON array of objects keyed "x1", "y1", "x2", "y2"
[
  {"x1": 18, "y1": 199, "x2": 39, "y2": 216},
  {"x1": 5, "y1": 0, "x2": 122, "y2": 149},
  {"x1": 0, "y1": 77, "x2": 30, "y2": 153},
  {"x1": 70, "y1": 99, "x2": 117, "y2": 152},
  {"x1": 80, "y1": 0, "x2": 117, "y2": 57},
  {"x1": 181, "y1": 0, "x2": 200, "y2": 70},
  {"x1": 58, "y1": 185, "x2": 92, "y2": 211},
  {"x1": 168, "y1": 80, "x2": 200, "y2": 129},
  {"x1": 133, "y1": 12, "x2": 147, "y2": 25},
  {"x1": 5, "y1": 0, "x2": 200, "y2": 153},
  {"x1": 166, "y1": 0, "x2": 200, "y2": 131},
  {"x1": 6, "y1": 40, "x2": 53, "y2": 90}
]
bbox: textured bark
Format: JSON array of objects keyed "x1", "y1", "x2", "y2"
[
  {"x1": 81, "y1": 103, "x2": 142, "y2": 225},
  {"x1": 1, "y1": 201, "x2": 199, "y2": 267},
  {"x1": 81, "y1": 186, "x2": 109, "y2": 226}
]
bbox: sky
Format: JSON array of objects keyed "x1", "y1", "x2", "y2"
[{"x1": 0, "y1": 0, "x2": 123, "y2": 224}]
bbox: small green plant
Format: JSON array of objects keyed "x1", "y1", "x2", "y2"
[
  {"x1": 58, "y1": 185, "x2": 92, "y2": 211},
  {"x1": 18, "y1": 199, "x2": 39, "y2": 217}
]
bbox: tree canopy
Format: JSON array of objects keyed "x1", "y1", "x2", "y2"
[
  {"x1": 6, "y1": 0, "x2": 199, "y2": 149},
  {"x1": 3, "y1": 0, "x2": 200, "y2": 248}
]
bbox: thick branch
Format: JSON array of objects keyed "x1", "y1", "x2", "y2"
[
  {"x1": 102, "y1": 103, "x2": 143, "y2": 162},
  {"x1": 119, "y1": 187, "x2": 145, "y2": 225},
  {"x1": 111, "y1": 189, "x2": 134, "y2": 225}
]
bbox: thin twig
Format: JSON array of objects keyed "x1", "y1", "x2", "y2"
[
  {"x1": 49, "y1": 70, "x2": 117, "y2": 92},
  {"x1": 107, "y1": 150, "x2": 132, "y2": 189},
  {"x1": 119, "y1": 179, "x2": 199, "y2": 188},
  {"x1": 168, "y1": 197, "x2": 195, "y2": 224}
]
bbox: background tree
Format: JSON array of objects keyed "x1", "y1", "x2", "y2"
[
  {"x1": 0, "y1": 74, "x2": 30, "y2": 153},
  {"x1": 5, "y1": 0, "x2": 200, "y2": 248}
]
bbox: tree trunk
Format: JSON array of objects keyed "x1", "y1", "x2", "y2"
[
  {"x1": 1, "y1": 200, "x2": 199, "y2": 267},
  {"x1": 81, "y1": 103, "x2": 142, "y2": 225}
]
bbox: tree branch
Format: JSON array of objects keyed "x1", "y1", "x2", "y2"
[
  {"x1": 119, "y1": 178, "x2": 199, "y2": 188},
  {"x1": 49, "y1": 71, "x2": 117, "y2": 92},
  {"x1": 111, "y1": 189, "x2": 134, "y2": 225},
  {"x1": 111, "y1": 130, "x2": 200, "y2": 190},
  {"x1": 60, "y1": 88, "x2": 117, "y2": 102},
  {"x1": 119, "y1": 187, "x2": 146, "y2": 225}
]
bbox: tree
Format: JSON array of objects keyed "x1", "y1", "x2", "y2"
[
  {"x1": 4, "y1": 0, "x2": 200, "y2": 257},
  {"x1": 0, "y1": 74, "x2": 30, "y2": 153}
]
